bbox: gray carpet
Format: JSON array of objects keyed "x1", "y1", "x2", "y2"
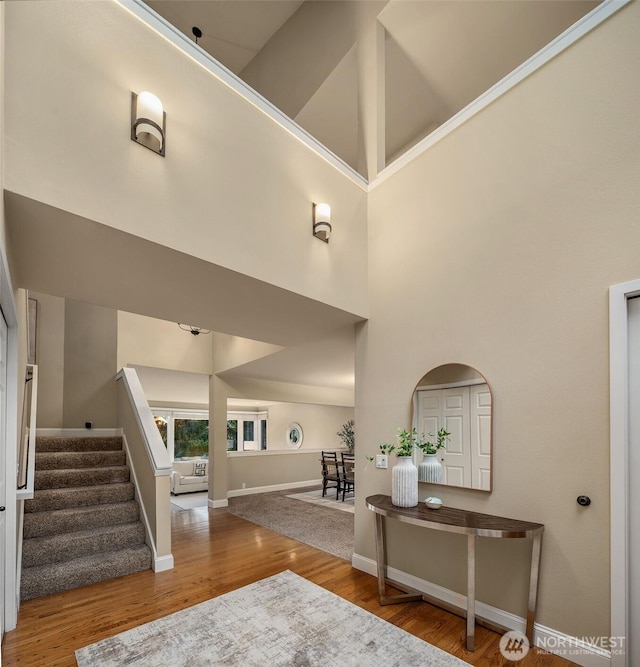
[
  {"x1": 226, "y1": 486, "x2": 354, "y2": 561},
  {"x1": 76, "y1": 570, "x2": 471, "y2": 667},
  {"x1": 22, "y1": 436, "x2": 151, "y2": 600}
]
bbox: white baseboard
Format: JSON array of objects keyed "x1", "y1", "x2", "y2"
[
  {"x1": 351, "y1": 554, "x2": 613, "y2": 667},
  {"x1": 36, "y1": 428, "x2": 122, "y2": 437},
  {"x1": 227, "y1": 479, "x2": 322, "y2": 498},
  {"x1": 153, "y1": 554, "x2": 174, "y2": 572},
  {"x1": 209, "y1": 498, "x2": 229, "y2": 509}
]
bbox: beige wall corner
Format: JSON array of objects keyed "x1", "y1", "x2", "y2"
[
  {"x1": 356, "y1": 0, "x2": 640, "y2": 640},
  {"x1": 63, "y1": 300, "x2": 118, "y2": 428}
]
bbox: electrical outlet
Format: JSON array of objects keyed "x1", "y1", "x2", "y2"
[{"x1": 375, "y1": 454, "x2": 388, "y2": 469}]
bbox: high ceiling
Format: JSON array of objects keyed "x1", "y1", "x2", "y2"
[
  {"x1": 139, "y1": 0, "x2": 600, "y2": 397},
  {"x1": 147, "y1": 0, "x2": 600, "y2": 175}
]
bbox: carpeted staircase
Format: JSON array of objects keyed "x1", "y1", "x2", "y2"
[{"x1": 21, "y1": 435, "x2": 152, "y2": 601}]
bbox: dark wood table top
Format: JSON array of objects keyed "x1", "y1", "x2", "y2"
[{"x1": 366, "y1": 494, "x2": 544, "y2": 538}]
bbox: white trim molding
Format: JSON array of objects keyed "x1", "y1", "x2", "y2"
[
  {"x1": 209, "y1": 498, "x2": 229, "y2": 509},
  {"x1": 226, "y1": 479, "x2": 322, "y2": 498},
  {"x1": 153, "y1": 554, "x2": 175, "y2": 572},
  {"x1": 608, "y1": 279, "x2": 640, "y2": 667},
  {"x1": 370, "y1": 0, "x2": 630, "y2": 189},
  {"x1": 352, "y1": 553, "x2": 613, "y2": 667}
]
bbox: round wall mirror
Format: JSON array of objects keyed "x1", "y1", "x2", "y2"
[
  {"x1": 286, "y1": 422, "x2": 304, "y2": 449},
  {"x1": 411, "y1": 364, "x2": 492, "y2": 491}
]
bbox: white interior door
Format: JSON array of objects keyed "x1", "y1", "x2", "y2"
[
  {"x1": 470, "y1": 384, "x2": 491, "y2": 490},
  {"x1": 416, "y1": 387, "x2": 471, "y2": 486},
  {"x1": 627, "y1": 296, "x2": 640, "y2": 665},
  {"x1": 0, "y1": 310, "x2": 8, "y2": 639}
]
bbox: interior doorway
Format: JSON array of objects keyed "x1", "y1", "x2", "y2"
[
  {"x1": 0, "y1": 310, "x2": 7, "y2": 639},
  {"x1": 609, "y1": 279, "x2": 640, "y2": 667}
]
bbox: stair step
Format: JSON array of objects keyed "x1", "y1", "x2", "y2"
[
  {"x1": 25, "y1": 483, "x2": 135, "y2": 513},
  {"x1": 21, "y1": 544, "x2": 152, "y2": 601},
  {"x1": 35, "y1": 450, "x2": 126, "y2": 470},
  {"x1": 23, "y1": 501, "x2": 140, "y2": 539},
  {"x1": 35, "y1": 436, "x2": 123, "y2": 453},
  {"x1": 34, "y1": 466, "x2": 130, "y2": 490},
  {"x1": 22, "y1": 522, "x2": 147, "y2": 568}
]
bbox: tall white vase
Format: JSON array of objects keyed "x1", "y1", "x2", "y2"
[
  {"x1": 418, "y1": 453, "x2": 443, "y2": 483},
  {"x1": 391, "y1": 456, "x2": 418, "y2": 507}
]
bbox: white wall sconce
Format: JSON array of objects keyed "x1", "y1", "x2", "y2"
[
  {"x1": 313, "y1": 203, "x2": 331, "y2": 243},
  {"x1": 131, "y1": 91, "x2": 166, "y2": 156}
]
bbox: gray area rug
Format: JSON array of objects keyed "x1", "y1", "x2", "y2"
[
  {"x1": 76, "y1": 570, "x2": 471, "y2": 667},
  {"x1": 286, "y1": 488, "x2": 354, "y2": 514},
  {"x1": 226, "y1": 486, "x2": 353, "y2": 561}
]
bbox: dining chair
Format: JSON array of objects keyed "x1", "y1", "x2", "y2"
[
  {"x1": 340, "y1": 452, "x2": 355, "y2": 501},
  {"x1": 321, "y1": 451, "x2": 341, "y2": 499}
]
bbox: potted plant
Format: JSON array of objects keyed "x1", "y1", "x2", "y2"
[
  {"x1": 415, "y1": 428, "x2": 450, "y2": 483},
  {"x1": 377, "y1": 428, "x2": 419, "y2": 507},
  {"x1": 337, "y1": 419, "x2": 355, "y2": 451}
]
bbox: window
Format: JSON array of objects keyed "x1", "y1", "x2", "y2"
[
  {"x1": 227, "y1": 411, "x2": 268, "y2": 451},
  {"x1": 151, "y1": 408, "x2": 208, "y2": 461}
]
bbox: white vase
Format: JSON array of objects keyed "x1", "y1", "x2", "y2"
[
  {"x1": 418, "y1": 453, "x2": 443, "y2": 483},
  {"x1": 391, "y1": 456, "x2": 418, "y2": 507}
]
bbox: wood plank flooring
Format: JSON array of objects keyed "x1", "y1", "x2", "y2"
[{"x1": 1, "y1": 507, "x2": 576, "y2": 666}]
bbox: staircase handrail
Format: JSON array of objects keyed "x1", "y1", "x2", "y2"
[
  {"x1": 116, "y1": 368, "x2": 171, "y2": 476},
  {"x1": 17, "y1": 364, "x2": 38, "y2": 500}
]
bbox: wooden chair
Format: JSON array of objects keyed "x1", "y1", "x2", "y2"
[
  {"x1": 321, "y1": 451, "x2": 341, "y2": 499},
  {"x1": 340, "y1": 452, "x2": 355, "y2": 501}
]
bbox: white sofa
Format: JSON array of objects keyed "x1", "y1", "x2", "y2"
[{"x1": 170, "y1": 460, "x2": 209, "y2": 495}]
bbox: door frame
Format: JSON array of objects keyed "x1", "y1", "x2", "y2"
[
  {"x1": 0, "y1": 245, "x2": 19, "y2": 636},
  {"x1": 609, "y1": 279, "x2": 640, "y2": 667}
]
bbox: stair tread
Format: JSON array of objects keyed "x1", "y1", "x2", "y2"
[
  {"x1": 21, "y1": 544, "x2": 152, "y2": 600},
  {"x1": 35, "y1": 436, "x2": 123, "y2": 452},
  {"x1": 22, "y1": 522, "x2": 147, "y2": 568},
  {"x1": 25, "y1": 482, "x2": 135, "y2": 512},
  {"x1": 35, "y1": 451, "x2": 126, "y2": 469}
]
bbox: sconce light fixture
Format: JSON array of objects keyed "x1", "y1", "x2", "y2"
[
  {"x1": 131, "y1": 91, "x2": 166, "y2": 156},
  {"x1": 178, "y1": 323, "x2": 212, "y2": 336},
  {"x1": 313, "y1": 203, "x2": 331, "y2": 243}
]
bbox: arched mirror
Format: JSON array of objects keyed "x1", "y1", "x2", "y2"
[{"x1": 411, "y1": 364, "x2": 492, "y2": 491}]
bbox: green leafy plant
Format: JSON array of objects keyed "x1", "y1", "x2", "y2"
[
  {"x1": 376, "y1": 428, "x2": 418, "y2": 458},
  {"x1": 415, "y1": 428, "x2": 451, "y2": 455},
  {"x1": 337, "y1": 419, "x2": 355, "y2": 450}
]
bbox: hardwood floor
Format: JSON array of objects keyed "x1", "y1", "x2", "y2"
[{"x1": 2, "y1": 507, "x2": 575, "y2": 666}]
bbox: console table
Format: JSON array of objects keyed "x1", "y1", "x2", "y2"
[{"x1": 366, "y1": 494, "x2": 544, "y2": 651}]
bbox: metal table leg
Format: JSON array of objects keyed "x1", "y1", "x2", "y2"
[
  {"x1": 526, "y1": 532, "x2": 543, "y2": 644},
  {"x1": 467, "y1": 534, "x2": 476, "y2": 651}
]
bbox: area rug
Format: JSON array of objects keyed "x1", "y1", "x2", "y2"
[
  {"x1": 226, "y1": 487, "x2": 353, "y2": 561},
  {"x1": 286, "y1": 488, "x2": 355, "y2": 514},
  {"x1": 75, "y1": 570, "x2": 470, "y2": 667},
  {"x1": 170, "y1": 491, "x2": 208, "y2": 511}
]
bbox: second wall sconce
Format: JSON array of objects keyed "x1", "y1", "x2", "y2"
[
  {"x1": 131, "y1": 91, "x2": 166, "y2": 156},
  {"x1": 313, "y1": 203, "x2": 331, "y2": 243}
]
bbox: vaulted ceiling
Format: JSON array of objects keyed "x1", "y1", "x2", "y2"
[{"x1": 147, "y1": 0, "x2": 600, "y2": 175}]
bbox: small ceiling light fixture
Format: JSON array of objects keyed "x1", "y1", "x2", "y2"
[
  {"x1": 178, "y1": 323, "x2": 212, "y2": 336},
  {"x1": 131, "y1": 91, "x2": 166, "y2": 156},
  {"x1": 313, "y1": 202, "x2": 332, "y2": 243}
]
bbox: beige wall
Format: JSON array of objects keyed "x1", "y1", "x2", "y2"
[
  {"x1": 63, "y1": 300, "x2": 117, "y2": 428},
  {"x1": 227, "y1": 450, "x2": 322, "y2": 492},
  {"x1": 265, "y1": 401, "x2": 353, "y2": 451},
  {"x1": 356, "y1": 1, "x2": 640, "y2": 638},
  {"x1": 4, "y1": 1, "x2": 368, "y2": 320},
  {"x1": 117, "y1": 311, "x2": 213, "y2": 375},
  {"x1": 30, "y1": 292, "x2": 65, "y2": 428}
]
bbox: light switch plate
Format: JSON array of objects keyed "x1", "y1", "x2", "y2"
[{"x1": 375, "y1": 454, "x2": 388, "y2": 469}]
